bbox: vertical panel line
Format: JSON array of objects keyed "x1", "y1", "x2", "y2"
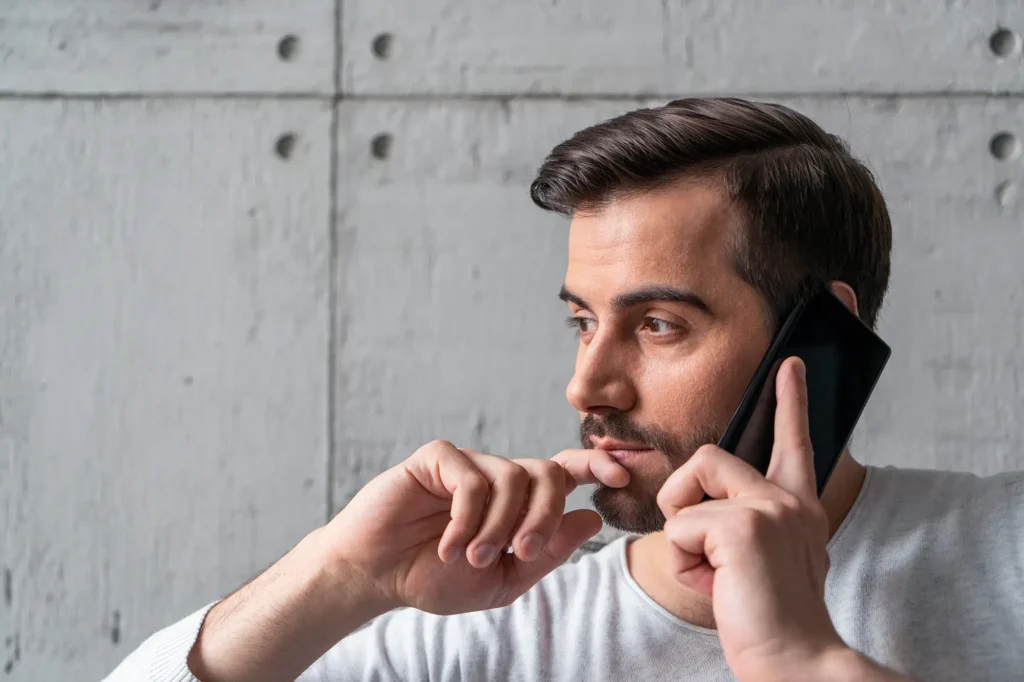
[{"x1": 325, "y1": 0, "x2": 342, "y2": 522}]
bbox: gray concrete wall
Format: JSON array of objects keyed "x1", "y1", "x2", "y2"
[{"x1": 1, "y1": 1, "x2": 1022, "y2": 678}]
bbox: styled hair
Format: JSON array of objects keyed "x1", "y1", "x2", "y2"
[{"x1": 530, "y1": 97, "x2": 892, "y2": 330}]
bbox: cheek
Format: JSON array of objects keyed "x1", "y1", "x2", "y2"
[
  {"x1": 706, "y1": 335, "x2": 773, "y2": 424},
  {"x1": 638, "y1": 336, "x2": 769, "y2": 430}
]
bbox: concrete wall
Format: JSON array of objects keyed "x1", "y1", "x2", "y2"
[{"x1": 1, "y1": 1, "x2": 1022, "y2": 678}]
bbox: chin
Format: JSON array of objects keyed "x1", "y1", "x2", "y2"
[{"x1": 592, "y1": 486, "x2": 666, "y2": 535}]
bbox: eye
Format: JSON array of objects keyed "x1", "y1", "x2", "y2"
[
  {"x1": 640, "y1": 317, "x2": 682, "y2": 334},
  {"x1": 565, "y1": 315, "x2": 596, "y2": 337}
]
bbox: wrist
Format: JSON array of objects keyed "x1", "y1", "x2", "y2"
[
  {"x1": 300, "y1": 526, "x2": 396, "y2": 628},
  {"x1": 188, "y1": 528, "x2": 393, "y2": 682}
]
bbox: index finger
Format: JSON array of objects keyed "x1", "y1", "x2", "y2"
[
  {"x1": 550, "y1": 449, "x2": 630, "y2": 495},
  {"x1": 656, "y1": 444, "x2": 771, "y2": 517},
  {"x1": 765, "y1": 356, "x2": 816, "y2": 500}
]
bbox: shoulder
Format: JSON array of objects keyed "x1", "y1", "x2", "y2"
[
  {"x1": 866, "y1": 464, "x2": 1024, "y2": 496},
  {"x1": 861, "y1": 465, "x2": 1024, "y2": 526}
]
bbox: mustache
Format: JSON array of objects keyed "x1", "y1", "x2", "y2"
[{"x1": 579, "y1": 412, "x2": 682, "y2": 455}]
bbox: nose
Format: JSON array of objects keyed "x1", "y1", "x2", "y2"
[{"x1": 565, "y1": 331, "x2": 637, "y2": 416}]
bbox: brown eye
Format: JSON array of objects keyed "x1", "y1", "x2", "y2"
[{"x1": 641, "y1": 317, "x2": 680, "y2": 334}]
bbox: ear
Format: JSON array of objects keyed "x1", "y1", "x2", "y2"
[{"x1": 829, "y1": 281, "x2": 859, "y2": 316}]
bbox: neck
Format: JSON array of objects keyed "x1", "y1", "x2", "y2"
[{"x1": 626, "y1": 450, "x2": 867, "y2": 629}]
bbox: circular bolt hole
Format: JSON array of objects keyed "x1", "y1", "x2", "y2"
[
  {"x1": 995, "y1": 181, "x2": 1017, "y2": 208},
  {"x1": 371, "y1": 133, "x2": 393, "y2": 160},
  {"x1": 989, "y1": 28, "x2": 1021, "y2": 58},
  {"x1": 277, "y1": 34, "x2": 300, "y2": 62},
  {"x1": 990, "y1": 132, "x2": 1020, "y2": 161},
  {"x1": 371, "y1": 33, "x2": 394, "y2": 60},
  {"x1": 275, "y1": 133, "x2": 298, "y2": 160}
]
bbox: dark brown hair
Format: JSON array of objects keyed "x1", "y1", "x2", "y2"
[{"x1": 530, "y1": 98, "x2": 892, "y2": 330}]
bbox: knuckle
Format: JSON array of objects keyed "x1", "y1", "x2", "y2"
[
  {"x1": 419, "y1": 439, "x2": 454, "y2": 457},
  {"x1": 768, "y1": 501, "x2": 798, "y2": 531},
  {"x1": 503, "y1": 462, "x2": 530, "y2": 488},
  {"x1": 692, "y1": 444, "x2": 720, "y2": 466},
  {"x1": 662, "y1": 514, "x2": 684, "y2": 540},
  {"x1": 734, "y1": 507, "x2": 767, "y2": 539},
  {"x1": 655, "y1": 485, "x2": 674, "y2": 511},
  {"x1": 461, "y1": 472, "x2": 489, "y2": 497},
  {"x1": 655, "y1": 486, "x2": 667, "y2": 508},
  {"x1": 537, "y1": 458, "x2": 562, "y2": 477},
  {"x1": 762, "y1": 497, "x2": 790, "y2": 520},
  {"x1": 776, "y1": 489, "x2": 801, "y2": 509}
]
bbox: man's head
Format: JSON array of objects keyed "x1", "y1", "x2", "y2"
[{"x1": 530, "y1": 98, "x2": 892, "y2": 534}]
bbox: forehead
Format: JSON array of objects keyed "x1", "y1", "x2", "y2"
[{"x1": 564, "y1": 181, "x2": 744, "y2": 304}]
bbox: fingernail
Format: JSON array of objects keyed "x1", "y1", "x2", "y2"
[
  {"x1": 521, "y1": 533, "x2": 544, "y2": 561},
  {"x1": 442, "y1": 545, "x2": 464, "y2": 563},
  {"x1": 472, "y1": 544, "x2": 498, "y2": 566},
  {"x1": 795, "y1": 360, "x2": 806, "y2": 383}
]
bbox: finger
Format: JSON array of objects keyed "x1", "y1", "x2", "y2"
[
  {"x1": 662, "y1": 510, "x2": 717, "y2": 596},
  {"x1": 504, "y1": 510, "x2": 603, "y2": 591},
  {"x1": 462, "y1": 453, "x2": 531, "y2": 568},
  {"x1": 657, "y1": 444, "x2": 772, "y2": 517},
  {"x1": 509, "y1": 459, "x2": 565, "y2": 561},
  {"x1": 765, "y1": 356, "x2": 816, "y2": 500},
  {"x1": 662, "y1": 503, "x2": 747, "y2": 596},
  {"x1": 551, "y1": 449, "x2": 630, "y2": 495},
  {"x1": 420, "y1": 443, "x2": 490, "y2": 564},
  {"x1": 664, "y1": 498, "x2": 770, "y2": 562}
]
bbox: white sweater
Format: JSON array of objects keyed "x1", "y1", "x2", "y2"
[{"x1": 105, "y1": 465, "x2": 1024, "y2": 681}]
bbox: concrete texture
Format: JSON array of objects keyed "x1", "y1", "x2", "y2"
[
  {"x1": 1, "y1": 0, "x2": 1023, "y2": 679},
  {"x1": 344, "y1": 0, "x2": 1024, "y2": 95},
  {"x1": 0, "y1": 100, "x2": 331, "y2": 678},
  {"x1": 0, "y1": 0, "x2": 335, "y2": 94}
]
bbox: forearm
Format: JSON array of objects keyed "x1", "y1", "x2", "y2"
[{"x1": 187, "y1": 527, "x2": 392, "y2": 682}]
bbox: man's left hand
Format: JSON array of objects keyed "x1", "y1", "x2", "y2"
[{"x1": 656, "y1": 357, "x2": 852, "y2": 682}]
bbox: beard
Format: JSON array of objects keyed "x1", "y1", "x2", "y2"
[{"x1": 581, "y1": 412, "x2": 721, "y2": 535}]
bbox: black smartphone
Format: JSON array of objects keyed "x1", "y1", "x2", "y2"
[{"x1": 716, "y1": 289, "x2": 891, "y2": 497}]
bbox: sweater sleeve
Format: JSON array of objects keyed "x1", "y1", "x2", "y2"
[
  {"x1": 101, "y1": 603, "x2": 446, "y2": 682},
  {"x1": 102, "y1": 603, "x2": 216, "y2": 682}
]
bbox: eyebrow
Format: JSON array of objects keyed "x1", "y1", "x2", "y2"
[{"x1": 559, "y1": 284, "x2": 712, "y2": 315}]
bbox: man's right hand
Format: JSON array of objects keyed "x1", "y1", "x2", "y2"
[
  {"x1": 185, "y1": 442, "x2": 629, "y2": 682},
  {"x1": 329, "y1": 441, "x2": 630, "y2": 615}
]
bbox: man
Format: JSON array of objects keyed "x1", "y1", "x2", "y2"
[{"x1": 107, "y1": 98, "x2": 1024, "y2": 681}]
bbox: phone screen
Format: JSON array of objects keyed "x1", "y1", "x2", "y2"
[{"x1": 718, "y1": 290, "x2": 891, "y2": 496}]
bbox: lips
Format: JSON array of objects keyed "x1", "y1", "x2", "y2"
[
  {"x1": 590, "y1": 438, "x2": 656, "y2": 462},
  {"x1": 605, "y1": 449, "x2": 655, "y2": 462}
]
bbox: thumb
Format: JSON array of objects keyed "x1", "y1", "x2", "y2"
[{"x1": 505, "y1": 510, "x2": 602, "y2": 589}]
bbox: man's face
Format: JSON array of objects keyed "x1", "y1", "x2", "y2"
[{"x1": 562, "y1": 181, "x2": 773, "y2": 534}]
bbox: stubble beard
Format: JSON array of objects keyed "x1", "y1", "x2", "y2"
[{"x1": 581, "y1": 412, "x2": 721, "y2": 535}]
